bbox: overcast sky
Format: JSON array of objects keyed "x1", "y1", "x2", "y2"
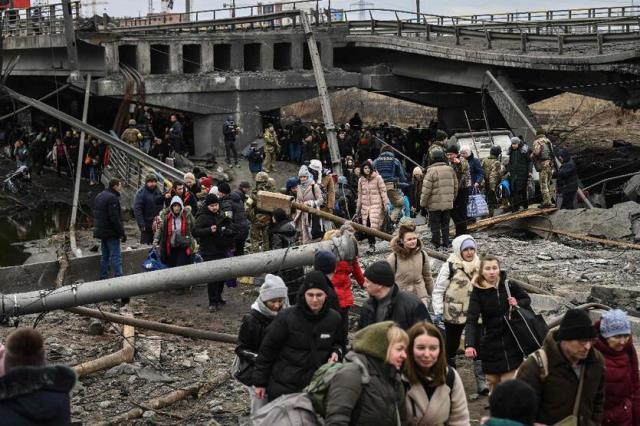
[{"x1": 91, "y1": 0, "x2": 637, "y2": 19}]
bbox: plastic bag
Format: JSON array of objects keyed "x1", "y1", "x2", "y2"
[
  {"x1": 467, "y1": 190, "x2": 489, "y2": 218},
  {"x1": 142, "y1": 248, "x2": 168, "y2": 272}
]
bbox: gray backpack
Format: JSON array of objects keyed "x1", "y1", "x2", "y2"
[{"x1": 251, "y1": 392, "x2": 322, "y2": 426}]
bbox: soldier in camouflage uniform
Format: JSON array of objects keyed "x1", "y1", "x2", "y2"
[
  {"x1": 481, "y1": 145, "x2": 504, "y2": 217},
  {"x1": 246, "y1": 172, "x2": 273, "y2": 252},
  {"x1": 121, "y1": 119, "x2": 143, "y2": 149},
  {"x1": 446, "y1": 145, "x2": 471, "y2": 237},
  {"x1": 425, "y1": 130, "x2": 448, "y2": 166},
  {"x1": 263, "y1": 124, "x2": 280, "y2": 173},
  {"x1": 531, "y1": 130, "x2": 555, "y2": 208}
]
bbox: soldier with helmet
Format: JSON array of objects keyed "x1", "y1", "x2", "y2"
[
  {"x1": 531, "y1": 129, "x2": 555, "y2": 208},
  {"x1": 481, "y1": 145, "x2": 504, "y2": 217},
  {"x1": 121, "y1": 119, "x2": 144, "y2": 149},
  {"x1": 246, "y1": 171, "x2": 273, "y2": 252}
]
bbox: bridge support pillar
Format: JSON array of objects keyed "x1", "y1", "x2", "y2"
[
  {"x1": 201, "y1": 42, "x2": 214, "y2": 73},
  {"x1": 230, "y1": 43, "x2": 244, "y2": 71},
  {"x1": 193, "y1": 109, "x2": 263, "y2": 158},
  {"x1": 170, "y1": 43, "x2": 183, "y2": 74},
  {"x1": 291, "y1": 39, "x2": 304, "y2": 69},
  {"x1": 261, "y1": 42, "x2": 274, "y2": 71},
  {"x1": 104, "y1": 43, "x2": 119, "y2": 75},
  {"x1": 320, "y1": 40, "x2": 333, "y2": 68},
  {"x1": 136, "y1": 42, "x2": 151, "y2": 75}
]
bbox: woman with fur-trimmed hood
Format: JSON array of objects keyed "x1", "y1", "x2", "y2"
[
  {"x1": 388, "y1": 220, "x2": 433, "y2": 305},
  {"x1": 154, "y1": 195, "x2": 196, "y2": 267},
  {"x1": 293, "y1": 165, "x2": 324, "y2": 245}
]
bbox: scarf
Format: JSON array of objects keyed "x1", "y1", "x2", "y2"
[
  {"x1": 165, "y1": 212, "x2": 190, "y2": 257},
  {"x1": 251, "y1": 297, "x2": 289, "y2": 319},
  {"x1": 447, "y1": 252, "x2": 481, "y2": 277}
]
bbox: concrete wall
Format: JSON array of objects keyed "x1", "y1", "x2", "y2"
[{"x1": 193, "y1": 111, "x2": 264, "y2": 158}]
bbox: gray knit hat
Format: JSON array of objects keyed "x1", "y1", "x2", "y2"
[{"x1": 260, "y1": 274, "x2": 288, "y2": 302}]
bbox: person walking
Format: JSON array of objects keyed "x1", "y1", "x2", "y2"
[
  {"x1": 154, "y1": 196, "x2": 196, "y2": 268},
  {"x1": 293, "y1": 165, "x2": 324, "y2": 245},
  {"x1": 464, "y1": 255, "x2": 532, "y2": 393},
  {"x1": 309, "y1": 160, "x2": 336, "y2": 232},
  {"x1": 531, "y1": 131, "x2": 555, "y2": 208},
  {"x1": 506, "y1": 137, "x2": 532, "y2": 212},
  {"x1": 252, "y1": 271, "x2": 345, "y2": 402},
  {"x1": 217, "y1": 182, "x2": 250, "y2": 257},
  {"x1": 373, "y1": 146, "x2": 408, "y2": 223},
  {"x1": 133, "y1": 173, "x2": 164, "y2": 245},
  {"x1": 556, "y1": 148, "x2": 579, "y2": 210},
  {"x1": 594, "y1": 309, "x2": 640, "y2": 426},
  {"x1": 193, "y1": 193, "x2": 235, "y2": 311},
  {"x1": 516, "y1": 308, "x2": 605, "y2": 425},
  {"x1": 446, "y1": 145, "x2": 471, "y2": 236},
  {"x1": 262, "y1": 123, "x2": 280, "y2": 173},
  {"x1": 93, "y1": 179, "x2": 125, "y2": 280},
  {"x1": 388, "y1": 221, "x2": 433, "y2": 305},
  {"x1": 481, "y1": 380, "x2": 539, "y2": 426},
  {"x1": 356, "y1": 160, "x2": 390, "y2": 254},
  {"x1": 247, "y1": 172, "x2": 273, "y2": 252},
  {"x1": 269, "y1": 208, "x2": 304, "y2": 304},
  {"x1": 420, "y1": 150, "x2": 458, "y2": 249},
  {"x1": 235, "y1": 275, "x2": 289, "y2": 414},
  {"x1": 460, "y1": 145, "x2": 484, "y2": 193},
  {"x1": 222, "y1": 115, "x2": 240, "y2": 167},
  {"x1": 121, "y1": 119, "x2": 143, "y2": 148},
  {"x1": 324, "y1": 321, "x2": 409, "y2": 426},
  {"x1": 481, "y1": 146, "x2": 503, "y2": 217},
  {"x1": 360, "y1": 260, "x2": 431, "y2": 331},
  {"x1": 404, "y1": 322, "x2": 470, "y2": 426}
]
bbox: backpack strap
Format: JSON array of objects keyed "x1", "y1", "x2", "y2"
[
  {"x1": 445, "y1": 366, "x2": 456, "y2": 390},
  {"x1": 532, "y1": 348, "x2": 549, "y2": 381}
]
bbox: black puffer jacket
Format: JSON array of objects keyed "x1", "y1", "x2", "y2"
[
  {"x1": 133, "y1": 185, "x2": 164, "y2": 229},
  {"x1": 0, "y1": 365, "x2": 76, "y2": 426},
  {"x1": 464, "y1": 272, "x2": 531, "y2": 374},
  {"x1": 252, "y1": 300, "x2": 344, "y2": 400},
  {"x1": 235, "y1": 309, "x2": 273, "y2": 386},
  {"x1": 93, "y1": 188, "x2": 124, "y2": 240},
  {"x1": 193, "y1": 208, "x2": 235, "y2": 258},
  {"x1": 359, "y1": 284, "x2": 432, "y2": 331},
  {"x1": 221, "y1": 190, "x2": 250, "y2": 235}
]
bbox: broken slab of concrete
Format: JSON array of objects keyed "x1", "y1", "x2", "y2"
[
  {"x1": 548, "y1": 201, "x2": 640, "y2": 241},
  {"x1": 589, "y1": 285, "x2": 640, "y2": 311}
]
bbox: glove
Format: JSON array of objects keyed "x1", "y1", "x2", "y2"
[{"x1": 120, "y1": 235, "x2": 127, "y2": 243}]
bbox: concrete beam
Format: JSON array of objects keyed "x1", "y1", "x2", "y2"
[
  {"x1": 136, "y1": 42, "x2": 151, "y2": 75},
  {"x1": 201, "y1": 41, "x2": 214, "y2": 73},
  {"x1": 261, "y1": 42, "x2": 274, "y2": 71},
  {"x1": 291, "y1": 39, "x2": 304, "y2": 69},
  {"x1": 230, "y1": 42, "x2": 244, "y2": 71},
  {"x1": 169, "y1": 43, "x2": 183, "y2": 74},
  {"x1": 104, "y1": 43, "x2": 119, "y2": 75},
  {"x1": 320, "y1": 39, "x2": 334, "y2": 68}
]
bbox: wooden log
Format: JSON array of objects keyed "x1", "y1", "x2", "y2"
[
  {"x1": 73, "y1": 320, "x2": 135, "y2": 378},
  {"x1": 467, "y1": 208, "x2": 559, "y2": 232}
]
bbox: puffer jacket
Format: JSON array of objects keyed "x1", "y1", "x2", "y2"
[
  {"x1": 93, "y1": 188, "x2": 125, "y2": 240},
  {"x1": 325, "y1": 352, "x2": 405, "y2": 426},
  {"x1": 332, "y1": 258, "x2": 365, "y2": 308},
  {"x1": 133, "y1": 185, "x2": 164, "y2": 229},
  {"x1": 432, "y1": 235, "x2": 480, "y2": 324},
  {"x1": 516, "y1": 330, "x2": 604, "y2": 426},
  {"x1": 464, "y1": 271, "x2": 531, "y2": 374},
  {"x1": 235, "y1": 309, "x2": 273, "y2": 386},
  {"x1": 387, "y1": 237, "x2": 433, "y2": 301},
  {"x1": 154, "y1": 197, "x2": 196, "y2": 261},
  {"x1": 252, "y1": 298, "x2": 344, "y2": 401},
  {"x1": 420, "y1": 162, "x2": 458, "y2": 211},
  {"x1": 357, "y1": 170, "x2": 390, "y2": 230},
  {"x1": 593, "y1": 324, "x2": 640, "y2": 426},
  {"x1": 192, "y1": 206, "x2": 234, "y2": 258}
]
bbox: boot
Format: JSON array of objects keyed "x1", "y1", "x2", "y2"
[{"x1": 366, "y1": 242, "x2": 376, "y2": 254}]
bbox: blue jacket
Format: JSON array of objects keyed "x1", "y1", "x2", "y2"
[
  {"x1": 557, "y1": 158, "x2": 578, "y2": 193},
  {"x1": 133, "y1": 185, "x2": 164, "y2": 229},
  {"x1": 467, "y1": 153, "x2": 485, "y2": 186},
  {"x1": 93, "y1": 188, "x2": 124, "y2": 240},
  {"x1": 373, "y1": 151, "x2": 406, "y2": 183},
  {"x1": 0, "y1": 365, "x2": 76, "y2": 426}
]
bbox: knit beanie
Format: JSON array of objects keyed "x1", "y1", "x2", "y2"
[
  {"x1": 217, "y1": 182, "x2": 231, "y2": 195},
  {"x1": 352, "y1": 321, "x2": 395, "y2": 362},
  {"x1": 364, "y1": 261, "x2": 395, "y2": 287},
  {"x1": 489, "y1": 380, "x2": 538, "y2": 425},
  {"x1": 298, "y1": 165, "x2": 310, "y2": 178},
  {"x1": 239, "y1": 181, "x2": 251, "y2": 190},
  {"x1": 285, "y1": 176, "x2": 299, "y2": 191},
  {"x1": 4, "y1": 328, "x2": 46, "y2": 371},
  {"x1": 446, "y1": 145, "x2": 459, "y2": 155},
  {"x1": 460, "y1": 238, "x2": 477, "y2": 253},
  {"x1": 600, "y1": 309, "x2": 631, "y2": 338},
  {"x1": 300, "y1": 271, "x2": 330, "y2": 296},
  {"x1": 145, "y1": 173, "x2": 158, "y2": 183},
  {"x1": 260, "y1": 274, "x2": 288, "y2": 302},
  {"x1": 204, "y1": 193, "x2": 219, "y2": 206},
  {"x1": 556, "y1": 309, "x2": 596, "y2": 341},
  {"x1": 314, "y1": 250, "x2": 337, "y2": 275}
]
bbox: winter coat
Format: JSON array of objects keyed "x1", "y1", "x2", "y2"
[
  {"x1": 557, "y1": 158, "x2": 578, "y2": 193},
  {"x1": 593, "y1": 326, "x2": 640, "y2": 426},
  {"x1": 121, "y1": 127, "x2": 142, "y2": 146},
  {"x1": 154, "y1": 198, "x2": 196, "y2": 261},
  {"x1": 404, "y1": 367, "x2": 469, "y2": 426},
  {"x1": 516, "y1": 330, "x2": 605, "y2": 426},
  {"x1": 420, "y1": 162, "x2": 458, "y2": 211},
  {"x1": 235, "y1": 309, "x2": 273, "y2": 386},
  {"x1": 357, "y1": 171, "x2": 390, "y2": 230},
  {"x1": 193, "y1": 207, "x2": 235, "y2": 259},
  {"x1": 321, "y1": 174, "x2": 336, "y2": 214},
  {"x1": 221, "y1": 190, "x2": 250, "y2": 235},
  {"x1": 359, "y1": 284, "x2": 432, "y2": 331},
  {"x1": 464, "y1": 272, "x2": 531, "y2": 374},
  {"x1": 133, "y1": 185, "x2": 164, "y2": 230},
  {"x1": 332, "y1": 258, "x2": 365, "y2": 308},
  {"x1": 93, "y1": 188, "x2": 125, "y2": 240},
  {"x1": 0, "y1": 365, "x2": 76, "y2": 426},
  {"x1": 387, "y1": 237, "x2": 433, "y2": 302},
  {"x1": 223, "y1": 119, "x2": 237, "y2": 142},
  {"x1": 293, "y1": 182, "x2": 324, "y2": 245},
  {"x1": 373, "y1": 151, "x2": 407, "y2": 183},
  {"x1": 252, "y1": 300, "x2": 344, "y2": 401},
  {"x1": 466, "y1": 153, "x2": 485, "y2": 186},
  {"x1": 507, "y1": 145, "x2": 532, "y2": 180},
  {"x1": 325, "y1": 351, "x2": 405, "y2": 426},
  {"x1": 481, "y1": 156, "x2": 502, "y2": 192}
]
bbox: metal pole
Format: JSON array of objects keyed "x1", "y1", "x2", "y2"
[
  {"x1": 69, "y1": 73, "x2": 91, "y2": 258},
  {"x1": 61, "y1": 0, "x2": 80, "y2": 80},
  {"x1": 0, "y1": 234, "x2": 357, "y2": 316},
  {"x1": 416, "y1": 0, "x2": 420, "y2": 22}
]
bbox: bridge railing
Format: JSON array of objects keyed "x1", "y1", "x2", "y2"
[
  {"x1": 455, "y1": 5, "x2": 640, "y2": 24},
  {"x1": 0, "y1": 1, "x2": 80, "y2": 37}
]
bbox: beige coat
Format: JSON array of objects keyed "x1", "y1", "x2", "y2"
[
  {"x1": 321, "y1": 174, "x2": 336, "y2": 214},
  {"x1": 405, "y1": 368, "x2": 470, "y2": 426},
  {"x1": 420, "y1": 162, "x2": 458, "y2": 211},
  {"x1": 293, "y1": 182, "x2": 324, "y2": 244},
  {"x1": 388, "y1": 237, "x2": 433, "y2": 301},
  {"x1": 357, "y1": 171, "x2": 389, "y2": 230}
]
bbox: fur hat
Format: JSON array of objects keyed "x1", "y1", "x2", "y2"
[
  {"x1": 556, "y1": 309, "x2": 596, "y2": 341},
  {"x1": 4, "y1": 328, "x2": 46, "y2": 371}
]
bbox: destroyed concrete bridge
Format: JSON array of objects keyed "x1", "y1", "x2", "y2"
[{"x1": 3, "y1": 1, "x2": 640, "y2": 154}]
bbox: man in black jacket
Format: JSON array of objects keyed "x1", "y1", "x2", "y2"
[
  {"x1": 359, "y1": 260, "x2": 432, "y2": 330},
  {"x1": 93, "y1": 179, "x2": 125, "y2": 280},
  {"x1": 269, "y1": 208, "x2": 304, "y2": 304},
  {"x1": 556, "y1": 149, "x2": 578, "y2": 210},
  {"x1": 193, "y1": 193, "x2": 236, "y2": 312},
  {"x1": 133, "y1": 173, "x2": 164, "y2": 244},
  {"x1": 218, "y1": 182, "x2": 250, "y2": 257}
]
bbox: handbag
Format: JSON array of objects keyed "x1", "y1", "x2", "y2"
[
  {"x1": 84, "y1": 154, "x2": 92, "y2": 165},
  {"x1": 503, "y1": 281, "x2": 548, "y2": 356},
  {"x1": 467, "y1": 188, "x2": 489, "y2": 218},
  {"x1": 230, "y1": 354, "x2": 254, "y2": 386},
  {"x1": 381, "y1": 211, "x2": 395, "y2": 234},
  {"x1": 351, "y1": 213, "x2": 367, "y2": 241},
  {"x1": 174, "y1": 234, "x2": 192, "y2": 248},
  {"x1": 553, "y1": 365, "x2": 585, "y2": 426}
]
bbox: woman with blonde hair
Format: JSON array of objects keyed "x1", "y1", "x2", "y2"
[
  {"x1": 324, "y1": 321, "x2": 408, "y2": 425},
  {"x1": 404, "y1": 321, "x2": 469, "y2": 425}
]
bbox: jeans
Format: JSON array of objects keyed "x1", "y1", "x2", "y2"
[
  {"x1": 89, "y1": 166, "x2": 97, "y2": 183},
  {"x1": 225, "y1": 139, "x2": 238, "y2": 164},
  {"x1": 429, "y1": 210, "x2": 451, "y2": 247},
  {"x1": 289, "y1": 142, "x2": 301, "y2": 164},
  {"x1": 100, "y1": 238, "x2": 123, "y2": 280}
]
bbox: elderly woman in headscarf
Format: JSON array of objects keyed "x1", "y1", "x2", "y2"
[{"x1": 293, "y1": 165, "x2": 324, "y2": 245}]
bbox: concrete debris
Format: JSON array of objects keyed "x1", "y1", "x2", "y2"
[
  {"x1": 194, "y1": 351, "x2": 210, "y2": 363},
  {"x1": 136, "y1": 367, "x2": 176, "y2": 383},
  {"x1": 548, "y1": 201, "x2": 640, "y2": 241},
  {"x1": 589, "y1": 285, "x2": 640, "y2": 311},
  {"x1": 87, "y1": 320, "x2": 105, "y2": 336},
  {"x1": 104, "y1": 363, "x2": 139, "y2": 378}
]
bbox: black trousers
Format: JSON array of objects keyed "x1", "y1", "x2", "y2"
[
  {"x1": 225, "y1": 139, "x2": 238, "y2": 164},
  {"x1": 338, "y1": 306, "x2": 350, "y2": 343},
  {"x1": 234, "y1": 231, "x2": 249, "y2": 257},
  {"x1": 561, "y1": 190, "x2": 577, "y2": 210},
  {"x1": 140, "y1": 229, "x2": 154, "y2": 245},
  {"x1": 451, "y1": 188, "x2": 469, "y2": 236},
  {"x1": 444, "y1": 322, "x2": 466, "y2": 368},
  {"x1": 203, "y1": 254, "x2": 226, "y2": 305},
  {"x1": 429, "y1": 210, "x2": 451, "y2": 247},
  {"x1": 510, "y1": 176, "x2": 529, "y2": 212}
]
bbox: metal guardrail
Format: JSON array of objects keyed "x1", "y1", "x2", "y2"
[
  {"x1": 455, "y1": 5, "x2": 640, "y2": 24},
  {"x1": 0, "y1": 1, "x2": 80, "y2": 37}
]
